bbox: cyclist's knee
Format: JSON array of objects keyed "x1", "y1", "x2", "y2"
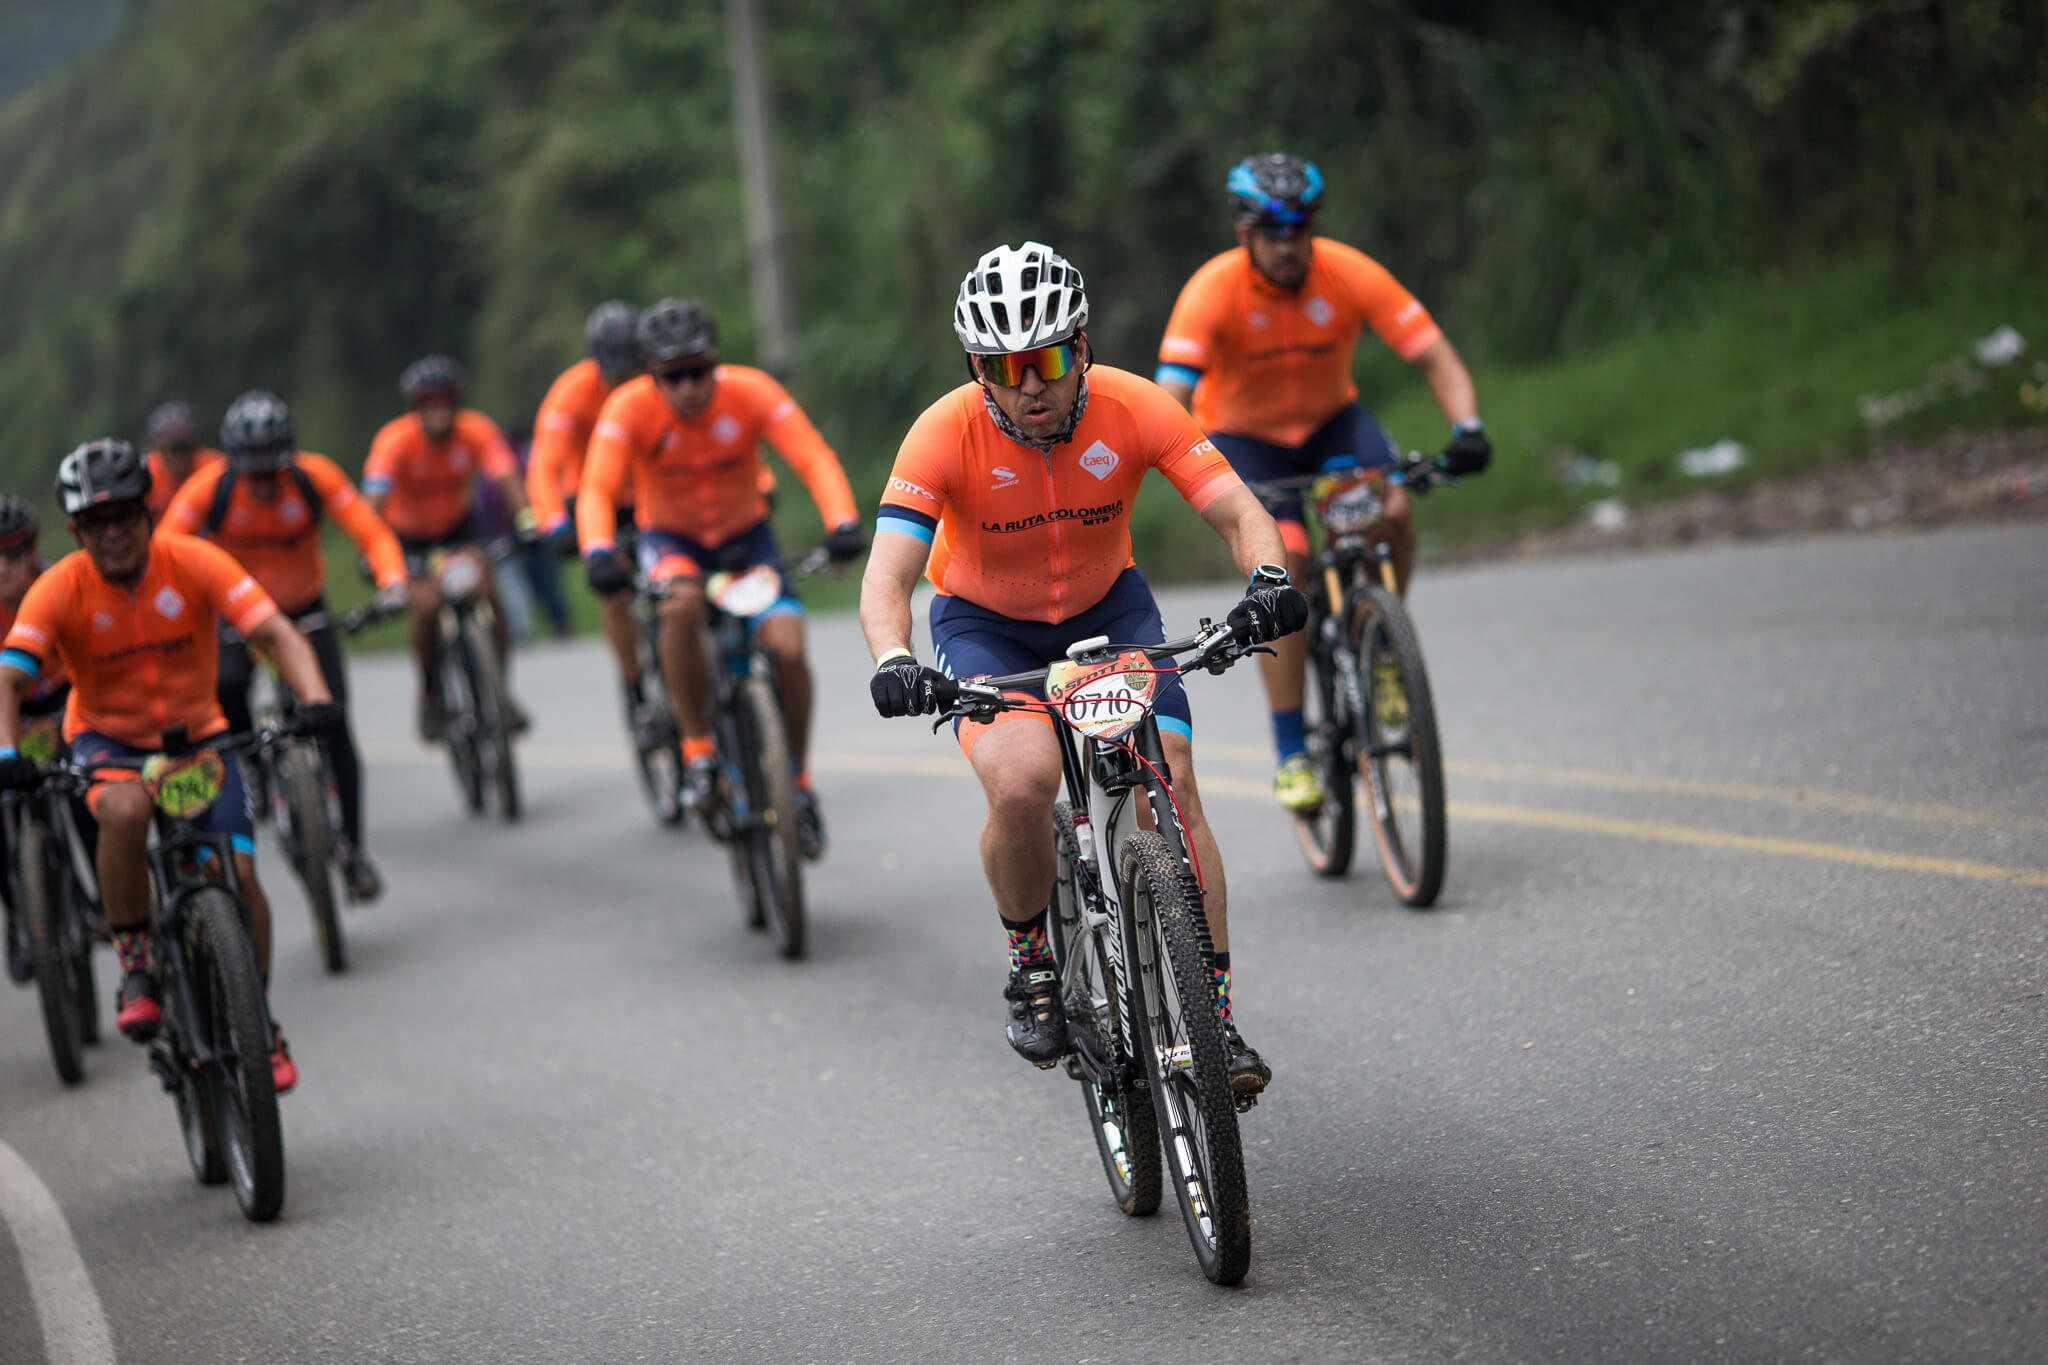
[
  {"x1": 94, "y1": 785, "x2": 152, "y2": 840},
  {"x1": 980, "y1": 750, "x2": 1061, "y2": 821},
  {"x1": 656, "y1": 585, "x2": 705, "y2": 631}
]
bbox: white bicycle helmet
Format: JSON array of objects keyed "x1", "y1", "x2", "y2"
[{"x1": 952, "y1": 241, "x2": 1089, "y2": 354}]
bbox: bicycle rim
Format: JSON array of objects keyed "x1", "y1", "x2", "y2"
[
  {"x1": 1120, "y1": 832, "x2": 1250, "y2": 1284},
  {"x1": 21, "y1": 819, "x2": 85, "y2": 1085},
  {"x1": 738, "y1": 677, "x2": 804, "y2": 959},
  {"x1": 1351, "y1": 585, "x2": 1447, "y2": 907},
  {"x1": 1293, "y1": 628, "x2": 1359, "y2": 878},
  {"x1": 1050, "y1": 802, "x2": 1160, "y2": 1217},
  {"x1": 188, "y1": 889, "x2": 286, "y2": 1221}
]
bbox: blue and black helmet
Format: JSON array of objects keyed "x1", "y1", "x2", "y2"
[{"x1": 1228, "y1": 153, "x2": 1324, "y2": 229}]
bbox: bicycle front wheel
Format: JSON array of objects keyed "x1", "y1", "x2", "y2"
[
  {"x1": 20, "y1": 818, "x2": 85, "y2": 1085},
  {"x1": 186, "y1": 888, "x2": 286, "y2": 1222},
  {"x1": 1350, "y1": 582, "x2": 1446, "y2": 907},
  {"x1": 632, "y1": 625, "x2": 687, "y2": 827},
  {"x1": 1119, "y1": 832, "x2": 1249, "y2": 1285},
  {"x1": 280, "y1": 748, "x2": 345, "y2": 974},
  {"x1": 735, "y1": 675, "x2": 804, "y2": 959},
  {"x1": 1293, "y1": 619, "x2": 1359, "y2": 878},
  {"x1": 464, "y1": 613, "x2": 521, "y2": 823},
  {"x1": 1049, "y1": 802, "x2": 1160, "y2": 1217},
  {"x1": 441, "y1": 629, "x2": 485, "y2": 815}
]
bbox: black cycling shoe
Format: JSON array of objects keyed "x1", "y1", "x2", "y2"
[
  {"x1": 1004, "y1": 962, "x2": 1068, "y2": 1068},
  {"x1": 795, "y1": 789, "x2": 824, "y2": 862},
  {"x1": 682, "y1": 755, "x2": 721, "y2": 814},
  {"x1": 417, "y1": 691, "x2": 446, "y2": 744},
  {"x1": 343, "y1": 852, "x2": 384, "y2": 904},
  {"x1": 1224, "y1": 1025, "x2": 1272, "y2": 1096}
]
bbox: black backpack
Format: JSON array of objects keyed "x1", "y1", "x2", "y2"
[{"x1": 203, "y1": 463, "x2": 323, "y2": 540}]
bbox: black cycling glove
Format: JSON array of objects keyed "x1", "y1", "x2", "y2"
[
  {"x1": 1440, "y1": 419, "x2": 1492, "y2": 476},
  {"x1": 1227, "y1": 566, "x2": 1309, "y2": 646},
  {"x1": 546, "y1": 521, "x2": 580, "y2": 560},
  {"x1": 870, "y1": 654, "x2": 947, "y2": 718},
  {"x1": 584, "y1": 552, "x2": 633, "y2": 597},
  {"x1": 296, "y1": 701, "x2": 346, "y2": 737},
  {"x1": 0, "y1": 754, "x2": 40, "y2": 791},
  {"x1": 826, "y1": 521, "x2": 867, "y2": 564}
]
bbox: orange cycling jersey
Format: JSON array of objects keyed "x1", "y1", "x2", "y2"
[
  {"x1": 876, "y1": 365, "x2": 1243, "y2": 624},
  {"x1": 161, "y1": 453, "x2": 407, "y2": 614},
  {"x1": 1, "y1": 535, "x2": 278, "y2": 746},
  {"x1": 0, "y1": 567, "x2": 70, "y2": 701},
  {"x1": 145, "y1": 447, "x2": 226, "y2": 520},
  {"x1": 578, "y1": 365, "x2": 856, "y2": 553},
  {"x1": 362, "y1": 410, "x2": 518, "y2": 541},
  {"x1": 527, "y1": 359, "x2": 624, "y2": 532},
  {"x1": 1156, "y1": 239, "x2": 1442, "y2": 446}
]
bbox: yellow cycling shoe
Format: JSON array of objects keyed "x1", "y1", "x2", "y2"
[{"x1": 1273, "y1": 753, "x2": 1326, "y2": 813}]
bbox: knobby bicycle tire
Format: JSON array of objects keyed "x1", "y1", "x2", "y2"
[
  {"x1": 21, "y1": 818, "x2": 85, "y2": 1085},
  {"x1": 187, "y1": 888, "x2": 285, "y2": 1222},
  {"x1": 1293, "y1": 621, "x2": 1360, "y2": 878},
  {"x1": 633, "y1": 617, "x2": 687, "y2": 827},
  {"x1": 1118, "y1": 831, "x2": 1250, "y2": 1285},
  {"x1": 464, "y1": 611, "x2": 521, "y2": 823},
  {"x1": 1350, "y1": 581, "x2": 1447, "y2": 907},
  {"x1": 440, "y1": 622, "x2": 486, "y2": 815},
  {"x1": 738, "y1": 675, "x2": 804, "y2": 959},
  {"x1": 281, "y1": 749, "x2": 346, "y2": 974},
  {"x1": 1050, "y1": 801, "x2": 1161, "y2": 1217}
]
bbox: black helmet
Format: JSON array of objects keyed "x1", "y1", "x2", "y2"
[
  {"x1": 221, "y1": 390, "x2": 297, "y2": 473},
  {"x1": 399, "y1": 355, "x2": 467, "y2": 405},
  {"x1": 586, "y1": 300, "x2": 642, "y2": 382},
  {"x1": 0, "y1": 494, "x2": 39, "y2": 553},
  {"x1": 146, "y1": 400, "x2": 201, "y2": 449},
  {"x1": 636, "y1": 298, "x2": 717, "y2": 367},
  {"x1": 1228, "y1": 153, "x2": 1325, "y2": 228},
  {"x1": 55, "y1": 439, "x2": 152, "y2": 516}
]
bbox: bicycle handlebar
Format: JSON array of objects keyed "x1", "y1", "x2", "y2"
[
  {"x1": 1244, "y1": 449, "x2": 1458, "y2": 507},
  {"x1": 26, "y1": 724, "x2": 301, "y2": 795},
  {"x1": 640, "y1": 544, "x2": 834, "y2": 602},
  {"x1": 928, "y1": 618, "x2": 1260, "y2": 726}
]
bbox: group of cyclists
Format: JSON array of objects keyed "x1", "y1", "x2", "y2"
[{"x1": 0, "y1": 153, "x2": 1489, "y2": 1120}]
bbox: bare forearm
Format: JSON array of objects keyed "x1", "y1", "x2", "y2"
[
  {"x1": 0, "y1": 673, "x2": 27, "y2": 749},
  {"x1": 858, "y1": 574, "x2": 916, "y2": 661},
  {"x1": 1200, "y1": 487, "x2": 1288, "y2": 579},
  {"x1": 252, "y1": 619, "x2": 333, "y2": 707},
  {"x1": 1415, "y1": 339, "x2": 1478, "y2": 427}
]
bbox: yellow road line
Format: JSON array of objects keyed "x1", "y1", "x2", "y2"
[{"x1": 363, "y1": 740, "x2": 2048, "y2": 889}]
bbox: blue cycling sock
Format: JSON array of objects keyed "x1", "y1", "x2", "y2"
[{"x1": 1270, "y1": 708, "x2": 1306, "y2": 762}]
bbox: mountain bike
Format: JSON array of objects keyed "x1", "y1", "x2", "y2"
[
  {"x1": 923, "y1": 613, "x2": 1270, "y2": 1285},
  {"x1": 3, "y1": 715, "x2": 103, "y2": 1085},
  {"x1": 33, "y1": 723, "x2": 296, "y2": 1221},
  {"x1": 426, "y1": 544, "x2": 520, "y2": 822},
  {"x1": 1249, "y1": 453, "x2": 1455, "y2": 906},
  {"x1": 677, "y1": 546, "x2": 828, "y2": 959}
]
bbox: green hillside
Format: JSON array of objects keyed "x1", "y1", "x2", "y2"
[{"x1": 1, "y1": 0, "x2": 2042, "y2": 573}]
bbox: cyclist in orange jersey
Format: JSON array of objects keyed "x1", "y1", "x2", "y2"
[
  {"x1": 142, "y1": 401, "x2": 225, "y2": 520},
  {"x1": 579, "y1": 298, "x2": 865, "y2": 857},
  {"x1": 0, "y1": 494, "x2": 76, "y2": 984},
  {"x1": 364, "y1": 355, "x2": 537, "y2": 741},
  {"x1": 164, "y1": 390, "x2": 409, "y2": 902},
  {"x1": 1156, "y1": 153, "x2": 1492, "y2": 812},
  {"x1": 0, "y1": 441, "x2": 345, "y2": 1094},
  {"x1": 861, "y1": 242, "x2": 1305, "y2": 1091}
]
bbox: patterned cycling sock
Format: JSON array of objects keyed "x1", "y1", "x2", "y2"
[
  {"x1": 1213, "y1": 951, "x2": 1234, "y2": 1027},
  {"x1": 1003, "y1": 908, "x2": 1053, "y2": 971},
  {"x1": 113, "y1": 926, "x2": 150, "y2": 977},
  {"x1": 1270, "y1": 708, "x2": 1307, "y2": 762}
]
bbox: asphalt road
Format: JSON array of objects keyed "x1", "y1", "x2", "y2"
[{"x1": 2, "y1": 522, "x2": 2044, "y2": 1363}]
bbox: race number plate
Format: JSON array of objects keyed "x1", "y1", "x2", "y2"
[
  {"x1": 1044, "y1": 649, "x2": 1159, "y2": 741},
  {"x1": 142, "y1": 751, "x2": 227, "y2": 819},
  {"x1": 1314, "y1": 473, "x2": 1381, "y2": 535},
  {"x1": 706, "y1": 564, "x2": 783, "y2": 619},
  {"x1": 435, "y1": 552, "x2": 483, "y2": 598}
]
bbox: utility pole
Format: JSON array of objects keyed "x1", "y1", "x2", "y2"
[{"x1": 726, "y1": 0, "x2": 797, "y2": 377}]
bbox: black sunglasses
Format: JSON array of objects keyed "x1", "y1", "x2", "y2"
[
  {"x1": 653, "y1": 361, "x2": 718, "y2": 386},
  {"x1": 0, "y1": 542, "x2": 35, "y2": 562},
  {"x1": 74, "y1": 502, "x2": 147, "y2": 533}
]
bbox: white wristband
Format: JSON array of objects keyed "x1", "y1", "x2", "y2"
[{"x1": 876, "y1": 647, "x2": 915, "y2": 667}]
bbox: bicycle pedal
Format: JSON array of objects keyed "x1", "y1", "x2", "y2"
[{"x1": 1233, "y1": 1093, "x2": 1260, "y2": 1115}]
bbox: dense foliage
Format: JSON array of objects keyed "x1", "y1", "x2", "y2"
[{"x1": 1, "y1": 0, "x2": 2040, "y2": 564}]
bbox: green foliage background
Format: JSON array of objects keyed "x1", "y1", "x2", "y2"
[{"x1": 1, "y1": 0, "x2": 2042, "y2": 577}]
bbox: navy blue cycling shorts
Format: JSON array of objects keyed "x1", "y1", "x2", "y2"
[
  {"x1": 929, "y1": 566, "x2": 1192, "y2": 744},
  {"x1": 637, "y1": 519, "x2": 801, "y2": 618},
  {"x1": 1209, "y1": 400, "x2": 1399, "y2": 533},
  {"x1": 71, "y1": 729, "x2": 256, "y2": 856}
]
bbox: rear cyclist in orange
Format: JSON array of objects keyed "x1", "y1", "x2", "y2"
[
  {"x1": 142, "y1": 401, "x2": 225, "y2": 521},
  {"x1": 364, "y1": 355, "x2": 537, "y2": 741},
  {"x1": 1156, "y1": 153, "x2": 1492, "y2": 811},
  {"x1": 578, "y1": 297, "x2": 865, "y2": 856},
  {"x1": 164, "y1": 390, "x2": 409, "y2": 902},
  {"x1": 0, "y1": 440, "x2": 343, "y2": 1094}
]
